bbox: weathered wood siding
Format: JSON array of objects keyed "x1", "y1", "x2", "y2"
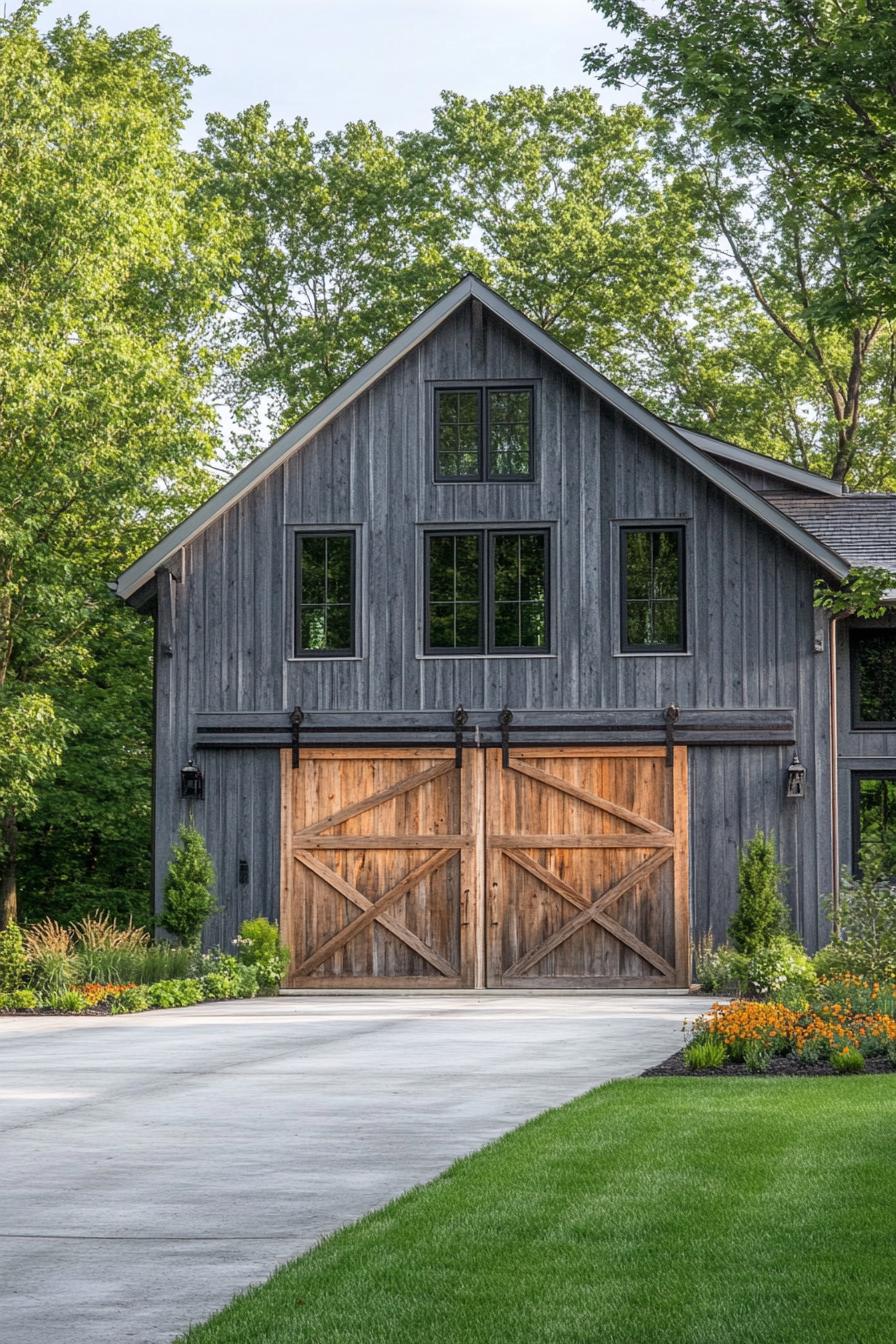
[{"x1": 154, "y1": 298, "x2": 834, "y2": 950}]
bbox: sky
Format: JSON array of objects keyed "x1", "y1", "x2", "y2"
[{"x1": 40, "y1": 0, "x2": 620, "y2": 144}]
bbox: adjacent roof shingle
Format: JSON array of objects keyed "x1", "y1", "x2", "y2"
[{"x1": 767, "y1": 494, "x2": 896, "y2": 576}]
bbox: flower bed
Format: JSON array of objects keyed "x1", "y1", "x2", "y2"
[
  {"x1": 0, "y1": 913, "x2": 290, "y2": 1014},
  {"x1": 646, "y1": 975, "x2": 896, "y2": 1077}
]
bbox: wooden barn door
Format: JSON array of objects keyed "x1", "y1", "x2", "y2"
[
  {"x1": 281, "y1": 749, "x2": 481, "y2": 988},
  {"x1": 485, "y1": 747, "x2": 689, "y2": 988}
]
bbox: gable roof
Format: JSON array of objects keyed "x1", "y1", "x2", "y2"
[
  {"x1": 114, "y1": 274, "x2": 850, "y2": 601},
  {"x1": 668, "y1": 424, "x2": 845, "y2": 497}
]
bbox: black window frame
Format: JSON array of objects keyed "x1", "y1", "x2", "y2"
[
  {"x1": 433, "y1": 384, "x2": 536, "y2": 483},
  {"x1": 851, "y1": 771, "x2": 896, "y2": 877},
  {"x1": 619, "y1": 524, "x2": 687, "y2": 654},
  {"x1": 423, "y1": 530, "x2": 485, "y2": 655},
  {"x1": 293, "y1": 530, "x2": 356, "y2": 658},
  {"x1": 423, "y1": 525, "x2": 551, "y2": 655},
  {"x1": 850, "y1": 627, "x2": 896, "y2": 730}
]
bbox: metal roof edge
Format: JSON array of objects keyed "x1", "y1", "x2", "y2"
[
  {"x1": 115, "y1": 271, "x2": 850, "y2": 597},
  {"x1": 667, "y1": 423, "x2": 844, "y2": 497}
]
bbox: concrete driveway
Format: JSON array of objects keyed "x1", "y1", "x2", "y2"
[{"x1": 0, "y1": 992, "x2": 712, "y2": 1344}]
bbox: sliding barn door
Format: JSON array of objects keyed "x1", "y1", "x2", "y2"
[
  {"x1": 485, "y1": 747, "x2": 689, "y2": 988},
  {"x1": 280, "y1": 749, "x2": 481, "y2": 988}
]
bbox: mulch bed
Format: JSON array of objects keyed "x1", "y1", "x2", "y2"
[{"x1": 644, "y1": 1049, "x2": 896, "y2": 1078}]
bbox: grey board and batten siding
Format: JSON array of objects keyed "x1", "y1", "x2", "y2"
[{"x1": 152, "y1": 297, "x2": 834, "y2": 952}]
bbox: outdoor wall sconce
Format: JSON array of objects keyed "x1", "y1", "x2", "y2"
[
  {"x1": 180, "y1": 757, "x2": 204, "y2": 800},
  {"x1": 786, "y1": 751, "x2": 806, "y2": 800}
]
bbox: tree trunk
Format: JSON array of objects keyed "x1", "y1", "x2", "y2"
[{"x1": 1, "y1": 813, "x2": 17, "y2": 928}]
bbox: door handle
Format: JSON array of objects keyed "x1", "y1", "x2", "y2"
[
  {"x1": 489, "y1": 885, "x2": 500, "y2": 927},
  {"x1": 460, "y1": 890, "x2": 470, "y2": 927}
]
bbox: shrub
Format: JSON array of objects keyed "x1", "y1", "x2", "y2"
[
  {"x1": 729, "y1": 831, "x2": 790, "y2": 954},
  {"x1": 234, "y1": 917, "x2": 290, "y2": 990},
  {"x1": 694, "y1": 933, "x2": 744, "y2": 994},
  {"x1": 0, "y1": 988, "x2": 38, "y2": 1011},
  {"x1": 143, "y1": 978, "x2": 203, "y2": 1009},
  {"x1": 0, "y1": 921, "x2": 28, "y2": 994},
  {"x1": 742, "y1": 935, "x2": 815, "y2": 1000},
  {"x1": 22, "y1": 918, "x2": 76, "y2": 998},
  {"x1": 822, "y1": 844, "x2": 896, "y2": 982},
  {"x1": 796, "y1": 1034, "x2": 825, "y2": 1064},
  {"x1": 72, "y1": 912, "x2": 149, "y2": 982},
  {"x1": 109, "y1": 986, "x2": 150, "y2": 1013},
  {"x1": 683, "y1": 1037, "x2": 727, "y2": 1070},
  {"x1": 200, "y1": 961, "x2": 258, "y2": 1001},
  {"x1": 158, "y1": 825, "x2": 218, "y2": 950},
  {"x1": 831, "y1": 1047, "x2": 865, "y2": 1074},
  {"x1": 46, "y1": 989, "x2": 88, "y2": 1014}
]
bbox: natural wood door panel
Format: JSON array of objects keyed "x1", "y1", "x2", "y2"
[
  {"x1": 281, "y1": 749, "x2": 480, "y2": 987},
  {"x1": 485, "y1": 747, "x2": 689, "y2": 988}
]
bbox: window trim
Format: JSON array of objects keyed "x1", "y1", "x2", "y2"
[
  {"x1": 619, "y1": 524, "x2": 687, "y2": 655},
  {"x1": 849, "y1": 627, "x2": 896, "y2": 730},
  {"x1": 433, "y1": 383, "x2": 536, "y2": 483},
  {"x1": 850, "y1": 770, "x2": 896, "y2": 876},
  {"x1": 293, "y1": 529, "x2": 357, "y2": 659},
  {"x1": 422, "y1": 524, "x2": 552, "y2": 656},
  {"x1": 423, "y1": 529, "x2": 485, "y2": 656}
]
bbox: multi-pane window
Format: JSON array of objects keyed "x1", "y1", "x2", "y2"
[
  {"x1": 853, "y1": 774, "x2": 896, "y2": 878},
  {"x1": 294, "y1": 532, "x2": 355, "y2": 655},
  {"x1": 492, "y1": 532, "x2": 548, "y2": 650},
  {"x1": 851, "y1": 630, "x2": 896, "y2": 728},
  {"x1": 435, "y1": 390, "x2": 481, "y2": 479},
  {"x1": 434, "y1": 386, "x2": 533, "y2": 481},
  {"x1": 620, "y1": 526, "x2": 685, "y2": 652},
  {"x1": 426, "y1": 533, "x2": 482, "y2": 652},
  {"x1": 425, "y1": 528, "x2": 549, "y2": 653}
]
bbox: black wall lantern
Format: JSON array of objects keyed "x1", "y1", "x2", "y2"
[
  {"x1": 180, "y1": 757, "x2": 204, "y2": 800},
  {"x1": 786, "y1": 751, "x2": 806, "y2": 800}
]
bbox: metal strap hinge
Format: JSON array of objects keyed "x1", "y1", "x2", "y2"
[
  {"x1": 453, "y1": 705, "x2": 468, "y2": 769},
  {"x1": 290, "y1": 706, "x2": 304, "y2": 769},
  {"x1": 499, "y1": 706, "x2": 513, "y2": 768},
  {"x1": 664, "y1": 703, "x2": 680, "y2": 768}
]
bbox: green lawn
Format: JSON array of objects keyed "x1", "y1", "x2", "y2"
[{"x1": 178, "y1": 1078, "x2": 896, "y2": 1344}]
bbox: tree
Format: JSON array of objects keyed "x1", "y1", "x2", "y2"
[
  {"x1": 0, "y1": 4, "x2": 227, "y2": 922},
  {"x1": 197, "y1": 106, "x2": 476, "y2": 460},
  {"x1": 729, "y1": 831, "x2": 790, "y2": 954},
  {"x1": 585, "y1": 0, "x2": 896, "y2": 484},
  {"x1": 159, "y1": 825, "x2": 218, "y2": 951}
]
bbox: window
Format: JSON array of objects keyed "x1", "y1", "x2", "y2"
[
  {"x1": 425, "y1": 528, "x2": 549, "y2": 653},
  {"x1": 852, "y1": 774, "x2": 896, "y2": 878},
  {"x1": 426, "y1": 532, "x2": 483, "y2": 652},
  {"x1": 620, "y1": 526, "x2": 685, "y2": 652},
  {"x1": 851, "y1": 629, "x2": 896, "y2": 728},
  {"x1": 294, "y1": 532, "x2": 355, "y2": 655},
  {"x1": 434, "y1": 386, "x2": 534, "y2": 481}
]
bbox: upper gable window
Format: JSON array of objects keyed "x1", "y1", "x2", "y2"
[
  {"x1": 851, "y1": 629, "x2": 896, "y2": 728},
  {"x1": 434, "y1": 386, "x2": 534, "y2": 481},
  {"x1": 294, "y1": 532, "x2": 355, "y2": 656},
  {"x1": 620, "y1": 526, "x2": 686, "y2": 653}
]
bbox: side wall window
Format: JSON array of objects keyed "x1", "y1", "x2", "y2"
[
  {"x1": 425, "y1": 528, "x2": 549, "y2": 653},
  {"x1": 294, "y1": 532, "x2": 355, "y2": 656},
  {"x1": 620, "y1": 525, "x2": 686, "y2": 653},
  {"x1": 434, "y1": 386, "x2": 534, "y2": 481},
  {"x1": 851, "y1": 629, "x2": 896, "y2": 728},
  {"x1": 852, "y1": 773, "x2": 896, "y2": 877}
]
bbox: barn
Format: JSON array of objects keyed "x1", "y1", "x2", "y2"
[{"x1": 114, "y1": 274, "x2": 896, "y2": 989}]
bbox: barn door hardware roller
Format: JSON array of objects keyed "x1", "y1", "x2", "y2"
[
  {"x1": 290, "y1": 706, "x2": 304, "y2": 769},
  {"x1": 452, "y1": 705, "x2": 468, "y2": 769},
  {"x1": 664, "y1": 703, "x2": 680, "y2": 768},
  {"x1": 499, "y1": 706, "x2": 514, "y2": 768}
]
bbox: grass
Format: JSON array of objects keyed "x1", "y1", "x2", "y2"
[{"x1": 177, "y1": 1078, "x2": 896, "y2": 1344}]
